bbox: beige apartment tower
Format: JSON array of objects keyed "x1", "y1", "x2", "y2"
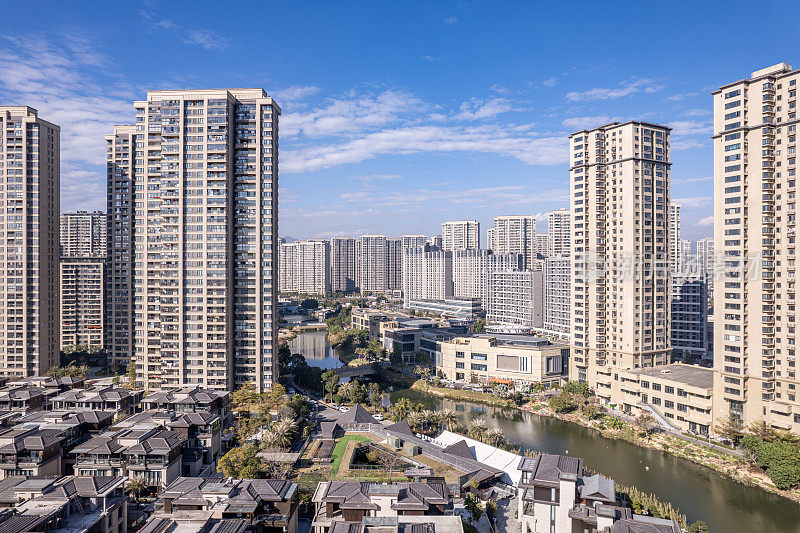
[
  {"x1": 110, "y1": 89, "x2": 280, "y2": 392},
  {"x1": 0, "y1": 107, "x2": 60, "y2": 376},
  {"x1": 713, "y1": 63, "x2": 800, "y2": 432},
  {"x1": 60, "y1": 211, "x2": 107, "y2": 258},
  {"x1": 570, "y1": 121, "x2": 672, "y2": 403},
  {"x1": 487, "y1": 215, "x2": 536, "y2": 269},
  {"x1": 441, "y1": 220, "x2": 480, "y2": 251}
]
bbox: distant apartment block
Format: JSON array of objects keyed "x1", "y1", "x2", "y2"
[
  {"x1": 330, "y1": 237, "x2": 358, "y2": 294},
  {"x1": 452, "y1": 249, "x2": 522, "y2": 309},
  {"x1": 533, "y1": 233, "x2": 550, "y2": 258},
  {"x1": 60, "y1": 211, "x2": 107, "y2": 258},
  {"x1": 669, "y1": 201, "x2": 682, "y2": 273},
  {"x1": 279, "y1": 239, "x2": 331, "y2": 296},
  {"x1": 544, "y1": 256, "x2": 571, "y2": 334},
  {"x1": 487, "y1": 270, "x2": 543, "y2": 329},
  {"x1": 358, "y1": 235, "x2": 388, "y2": 293},
  {"x1": 387, "y1": 237, "x2": 402, "y2": 290},
  {"x1": 441, "y1": 220, "x2": 479, "y2": 251},
  {"x1": 110, "y1": 89, "x2": 280, "y2": 392},
  {"x1": 697, "y1": 237, "x2": 715, "y2": 300},
  {"x1": 570, "y1": 121, "x2": 672, "y2": 403},
  {"x1": 401, "y1": 246, "x2": 452, "y2": 307},
  {"x1": 0, "y1": 107, "x2": 60, "y2": 377},
  {"x1": 60, "y1": 258, "x2": 105, "y2": 351},
  {"x1": 712, "y1": 63, "x2": 800, "y2": 432},
  {"x1": 487, "y1": 215, "x2": 536, "y2": 269},
  {"x1": 548, "y1": 208, "x2": 571, "y2": 257},
  {"x1": 671, "y1": 273, "x2": 709, "y2": 364}
]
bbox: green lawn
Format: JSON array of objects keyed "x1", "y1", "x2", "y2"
[{"x1": 330, "y1": 435, "x2": 371, "y2": 473}]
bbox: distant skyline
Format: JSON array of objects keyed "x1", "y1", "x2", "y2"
[{"x1": 2, "y1": 1, "x2": 800, "y2": 240}]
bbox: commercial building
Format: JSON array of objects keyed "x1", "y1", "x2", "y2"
[
  {"x1": 405, "y1": 298, "x2": 481, "y2": 319},
  {"x1": 441, "y1": 220, "x2": 479, "y2": 251},
  {"x1": 517, "y1": 454, "x2": 680, "y2": 533},
  {"x1": 487, "y1": 271, "x2": 543, "y2": 329},
  {"x1": 544, "y1": 256, "x2": 571, "y2": 334},
  {"x1": 0, "y1": 107, "x2": 60, "y2": 378},
  {"x1": 548, "y1": 208, "x2": 571, "y2": 257},
  {"x1": 712, "y1": 63, "x2": 800, "y2": 432},
  {"x1": 570, "y1": 121, "x2": 672, "y2": 404},
  {"x1": 106, "y1": 124, "x2": 137, "y2": 371},
  {"x1": 486, "y1": 215, "x2": 536, "y2": 269},
  {"x1": 60, "y1": 258, "x2": 105, "y2": 351},
  {"x1": 330, "y1": 237, "x2": 358, "y2": 294},
  {"x1": 279, "y1": 239, "x2": 331, "y2": 296},
  {"x1": 111, "y1": 89, "x2": 280, "y2": 392},
  {"x1": 613, "y1": 363, "x2": 714, "y2": 436},
  {"x1": 401, "y1": 246, "x2": 452, "y2": 307},
  {"x1": 452, "y1": 249, "x2": 521, "y2": 309},
  {"x1": 435, "y1": 333, "x2": 568, "y2": 387}
]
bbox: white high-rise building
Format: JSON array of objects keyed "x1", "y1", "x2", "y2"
[
  {"x1": 486, "y1": 216, "x2": 536, "y2": 269},
  {"x1": 548, "y1": 209, "x2": 571, "y2": 257},
  {"x1": 570, "y1": 121, "x2": 672, "y2": 401},
  {"x1": 358, "y1": 235, "x2": 388, "y2": 293},
  {"x1": 441, "y1": 220, "x2": 480, "y2": 251},
  {"x1": 697, "y1": 237, "x2": 715, "y2": 299},
  {"x1": 533, "y1": 234, "x2": 551, "y2": 259},
  {"x1": 712, "y1": 63, "x2": 800, "y2": 432},
  {"x1": 60, "y1": 211, "x2": 107, "y2": 258},
  {"x1": 330, "y1": 237, "x2": 358, "y2": 294},
  {"x1": 115, "y1": 89, "x2": 280, "y2": 392},
  {"x1": 544, "y1": 256, "x2": 571, "y2": 334},
  {"x1": 487, "y1": 271, "x2": 543, "y2": 329},
  {"x1": 0, "y1": 107, "x2": 60, "y2": 377},
  {"x1": 387, "y1": 238, "x2": 402, "y2": 290},
  {"x1": 402, "y1": 246, "x2": 452, "y2": 307},
  {"x1": 279, "y1": 240, "x2": 330, "y2": 296},
  {"x1": 670, "y1": 202, "x2": 682, "y2": 273},
  {"x1": 452, "y1": 250, "x2": 522, "y2": 309},
  {"x1": 681, "y1": 239, "x2": 693, "y2": 270}
]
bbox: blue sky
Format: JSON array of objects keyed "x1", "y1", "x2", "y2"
[{"x1": 1, "y1": 1, "x2": 799, "y2": 241}]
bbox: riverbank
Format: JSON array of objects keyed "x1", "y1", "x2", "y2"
[{"x1": 410, "y1": 380, "x2": 800, "y2": 505}]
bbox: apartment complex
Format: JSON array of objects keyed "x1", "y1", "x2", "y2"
[
  {"x1": 358, "y1": 235, "x2": 388, "y2": 293},
  {"x1": 713, "y1": 63, "x2": 800, "y2": 432},
  {"x1": 110, "y1": 89, "x2": 280, "y2": 392},
  {"x1": 106, "y1": 125, "x2": 137, "y2": 371},
  {"x1": 60, "y1": 211, "x2": 107, "y2": 258},
  {"x1": 533, "y1": 233, "x2": 550, "y2": 258},
  {"x1": 669, "y1": 201, "x2": 682, "y2": 273},
  {"x1": 570, "y1": 121, "x2": 672, "y2": 403},
  {"x1": 330, "y1": 237, "x2": 358, "y2": 294},
  {"x1": 441, "y1": 220, "x2": 479, "y2": 251},
  {"x1": 486, "y1": 215, "x2": 536, "y2": 269},
  {"x1": 452, "y1": 249, "x2": 521, "y2": 309},
  {"x1": 548, "y1": 208, "x2": 571, "y2": 257},
  {"x1": 671, "y1": 273, "x2": 709, "y2": 364},
  {"x1": 436, "y1": 333, "x2": 568, "y2": 387},
  {"x1": 401, "y1": 246, "x2": 452, "y2": 307},
  {"x1": 487, "y1": 270, "x2": 543, "y2": 329},
  {"x1": 544, "y1": 256, "x2": 571, "y2": 334},
  {"x1": 0, "y1": 107, "x2": 60, "y2": 377},
  {"x1": 60, "y1": 258, "x2": 104, "y2": 350},
  {"x1": 278, "y1": 239, "x2": 330, "y2": 296}
]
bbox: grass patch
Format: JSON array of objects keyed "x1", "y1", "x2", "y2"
[{"x1": 330, "y1": 435, "x2": 371, "y2": 473}]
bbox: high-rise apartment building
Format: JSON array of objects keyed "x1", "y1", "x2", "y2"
[
  {"x1": 0, "y1": 107, "x2": 60, "y2": 377},
  {"x1": 111, "y1": 89, "x2": 280, "y2": 392},
  {"x1": 60, "y1": 259, "x2": 104, "y2": 351},
  {"x1": 452, "y1": 249, "x2": 521, "y2": 308},
  {"x1": 670, "y1": 202, "x2": 682, "y2": 273},
  {"x1": 358, "y1": 235, "x2": 388, "y2": 293},
  {"x1": 671, "y1": 273, "x2": 708, "y2": 364},
  {"x1": 548, "y1": 209, "x2": 571, "y2": 257},
  {"x1": 712, "y1": 63, "x2": 800, "y2": 432},
  {"x1": 544, "y1": 256, "x2": 571, "y2": 334},
  {"x1": 486, "y1": 216, "x2": 535, "y2": 269},
  {"x1": 386, "y1": 237, "x2": 402, "y2": 290},
  {"x1": 487, "y1": 271, "x2": 543, "y2": 329},
  {"x1": 570, "y1": 121, "x2": 672, "y2": 403},
  {"x1": 401, "y1": 246, "x2": 453, "y2": 307},
  {"x1": 278, "y1": 240, "x2": 330, "y2": 296},
  {"x1": 330, "y1": 237, "x2": 358, "y2": 294},
  {"x1": 106, "y1": 125, "x2": 136, "y2": 371},
  {"x1": 533, "y1": 233, "x2": 551, "y2": 258},
  {"x1": 60, "y1": 211, "x2": 107, "y2": 258},
  {"x1": 681, "y1": 239, "x2": 693, "y2": 270},
  {"x1": 697, "y1": 237, "x2": 715, "y2": 301},
  {"x1": 441, "y1": 220, "x2": 479, "y2": 251}
]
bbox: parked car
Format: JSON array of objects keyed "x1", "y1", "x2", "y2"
[
  {"x1": 339, "y1": 406, "x2": 350, "y2": 413},
  {"x1": 373, "y1": 413, "x2": 384, "y2": 421}
]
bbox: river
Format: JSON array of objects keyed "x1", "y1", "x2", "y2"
[{"x1": 290, "y1": 330, "x2": 800, "y2": 532}]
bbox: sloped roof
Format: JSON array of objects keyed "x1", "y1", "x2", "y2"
[
  {"x1": 579, "y1": 474, "x2": 616, "y2": 503},
  {"x1": 521, "y1": 454, "x2": 583, "y2": 486},
  {"x1": 385, "y1": 420, "x2": 414, "y2": 436},
  {"x1": 441, "y1": 440, "x2": 474, "y2": 460},
  {"x1": 338, "y1": 404, "x2": 376, "y2": 425},
  {"x1": 124, "y1": 430, "x2": 185, "y2": 454}
]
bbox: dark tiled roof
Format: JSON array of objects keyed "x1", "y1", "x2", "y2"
[
  {"x1": 0, "y1": 515, "x2": 49, "y2": 533},
  {"x1": 338, "y1": 404, "x2": 376, "y2": 425},
  {"x1": 523, "y1": 454, "x2": 583, "y2": 485},
  {"x1": 124, "y1": 430, "x2": 185, "y2": 454},
  {"x1": 385, "y1": 420, "x2": 414, "y2": 436},
  {"x1": 208, "y1": 520, "x2": 249, "y2": 533},
  {"x1": 441, "y1": 440, "x2": 474, "y2": 460}
]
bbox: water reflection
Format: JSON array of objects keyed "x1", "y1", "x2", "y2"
[{"x1": 287, "y1": 329, "x2": 342, "y2": 369}]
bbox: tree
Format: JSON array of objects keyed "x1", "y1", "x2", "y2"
[
  {"x1": 548, "y1": 391, "x2": 577, "y2": 413},
  {"x1": 368, "y1": 383, "x2": 381, "y2": 408},
  {"x1": 390, "y1": 347, "x2": 404, "y2": 369},
  {"x1": 263, "y1": 417, "x2": 297, "y2": 450},
  {"x1": 348, "y1": 381, "x2": 367, "y2": 405},
  {"x1": 485, "y1": 427, "x2": 505, "y2": 448},
  {"x1": 714, "y1": 417, "x2": 744, "y2": 444},
  {"x1": 485, "y1": 499, "x2": 497, "y2": 520},
  {"x1": 300, "y1": 298, "x2": 319, "y2": 310},
  {"x1": 322, "y1": 370, "x2": 340, "y2": 402},
  {"x1": 634, "y1": 411, "x2": 656, "y2": 437},
  {"x1": 126, "y1": 475, "x2": 148, "y2": 502},
  {"x1": 391, "y1": 397, "x2": 414, "y2": 422},
  {"x1": 218, "y1": 443, "x2": 262, "y2": 478},
  {"x1": 125, "y1": 362, "x2": 137, "y2": 389},
  {"x1": 747, "y1": 420, "x2": 776, "y2": 442},
  {"x1": 468, "y1": 419, "x2": 488, "y2": 441},
  {"x1": 464, "y1": 493, "x2": 483, "y2": 524},
  {"x1": 472, "y1": 319, "x2": 485, "y2": 333},
  {"x1": 265, "y1": 383, "x2": 287, "y2": 409},
  {"x1": 563, "y1": 380, "x2": 592, "y2": 398},
  {"x1": 232, "y1": 383, "x2": 260, "y2": 415},
  {"x1": 687, "y1": 521, "x2": 709, "y2": 533},
  {"x1": 439, "y1": 408, "x2": 459, "y2": 432}
]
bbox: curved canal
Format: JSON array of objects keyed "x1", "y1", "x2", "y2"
[{"x1": 290, "y1": 330, "x2": 800, "y2": 531}]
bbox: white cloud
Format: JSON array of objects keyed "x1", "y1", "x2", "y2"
[
  {"x1": 348, "y1": 174, "x2": 402, "y2": 182},
  {"x1": 674, "y1": 197, "x2": 712, "y2": 208},
  {"x1": 561, "y1": 116, "x2": 617, "y2": 130},
  {"x1": 542, "y1": 77, "x2": 558, "y2": 87},
  {"x1": 140, "y1": 9, "x2": 232, "y2": 50},
  {"x1": 454, "y1": 97, "x2": 513, "y2": 120},
  {"x1": 672, "y1": 139, "x2": 706, "y2": 151},
  {"x1": 272, "y1": 85, "x2": 321, "y2": 103},
  {"x1": 683, "y1": 108, "x2": 711, "y2": 117},
  {"x1": 667, "y1": 92, "x2": 698, "y2": 101},
  {"x1": 674, "y1": 176, "x2": 712, "y2": 184},
  {"x1": 669, "y1": 120, "x2": 712, "y2": 136},
  {"x1": 566, "y1": 78, "x2": 664, "y2": 102},
  {"x1": 696, "y1": 216, "x2": 714, "y2": 227},
  {"x1": 442, "y1": 16, "x2": 458, "y2": 24}
]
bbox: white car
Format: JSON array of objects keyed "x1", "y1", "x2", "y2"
[
  {"x1": 373, "y1": 413, "x2": 384, "y2": 421},
  {"x1": 339, "y1": 406, "x2": 350, "y2": 413}
]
